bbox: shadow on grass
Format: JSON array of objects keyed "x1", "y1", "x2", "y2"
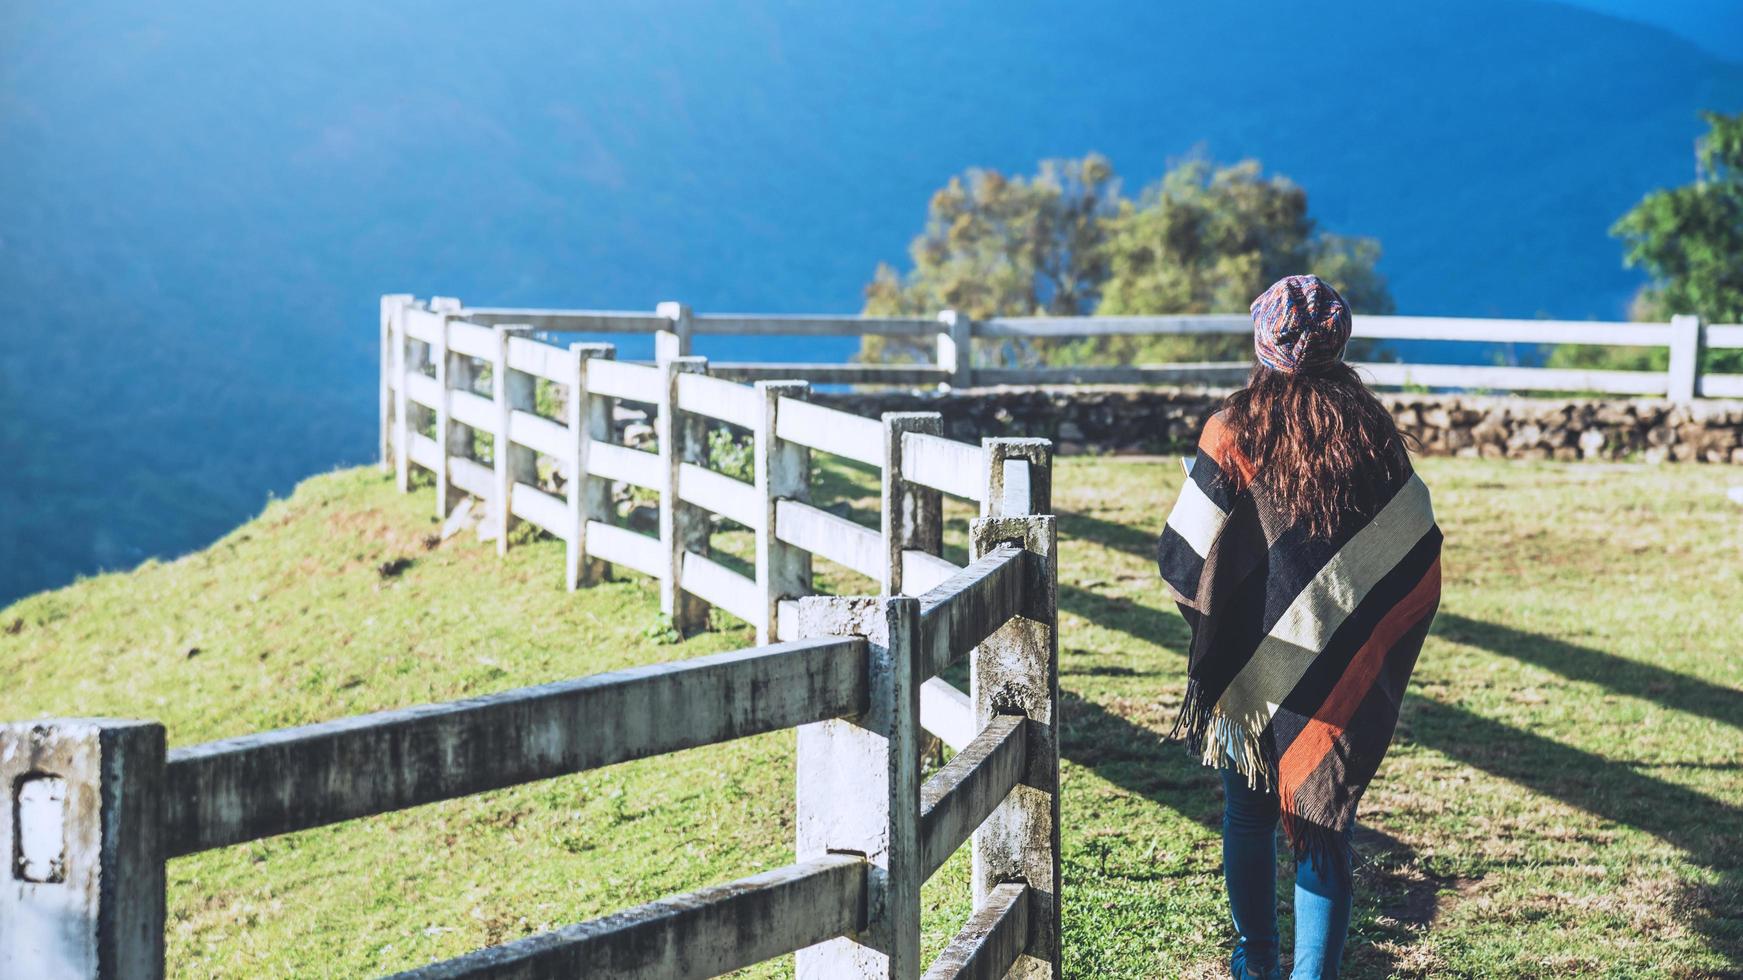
[
  {"x1": 1053, "y1": 499, "x2": 1742, "y2": 968},
  {"x1": 1061, "y1": 672, "x2": 1743, "y2": 973},
  {"x1": 1059, "y1": 688, "x2": 1445, "y2": 977},
  {"x1": 1059, "y1": 509, "x2": 1161, "y2": 563},
  {"x1": 1403, "y1": 694, "x2": 1743, "y2": 969},
  {"x1": 810, "y1": 457, "x2": 880, "y2": 505},
  {"x1": 1058, "y1": 583, "x2": 1191, "y2": 653},
  {"x1": 1053, "y1": 592, "x2": 1743, "y2": 970},
  {"x1": 1434, "y1": 613, "x2": 1743, "y2": 730}
]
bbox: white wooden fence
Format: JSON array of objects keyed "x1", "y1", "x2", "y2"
[
  {"x1": 375, "y1": 294, "x2": 1053, "y2": 643},
  {"x1": 427, "y1": 297, "x2": 1743, "y2": 403},
  {"x1": 0, "y1": 296, "x2": 1062, "y2": 979}
]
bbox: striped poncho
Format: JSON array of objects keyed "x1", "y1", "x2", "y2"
[{"x1": 1157, "y1": 413, "x2": 1442, "y2": 860}]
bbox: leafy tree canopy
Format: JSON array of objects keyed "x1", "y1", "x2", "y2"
[
  {"x1": 1551, "y1": 110, "x2": 1743, "y2": 375},
  {"x1": 863, "y1": 154, "x2": 1391, "y2": 365},
  {"x1": 864, "y1": 154, "x2": 1118, "y2": 322},
  {"x1": 1098, "y1": 159, "x2": 1393, "y2": 318},
  {"x1": 1615, "y1": 110, "x2": 1743, "y2": 324}
]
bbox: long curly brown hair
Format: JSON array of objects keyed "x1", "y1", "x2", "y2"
[{"x1": 1218, "y1": 363, "x2": 1412, "y2": 539}]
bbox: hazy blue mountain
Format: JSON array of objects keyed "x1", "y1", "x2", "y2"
[
  {"x1": 2, "y1": 0, "x2": 1739, "y2": 602},
  {"x1": 1552, "y1": 0, "x2": 1743, "y2": 59}
]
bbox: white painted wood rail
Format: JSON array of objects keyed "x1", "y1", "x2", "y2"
[
  {"x1": 393, "y1": 296, "x2": 1743, "y2": 405},
  {"x1": 901, "y1": 431, "x2": 987, "y2": 503},
  {"x1": 775, "y1": 395, "x2": 886, "y2": 467}
]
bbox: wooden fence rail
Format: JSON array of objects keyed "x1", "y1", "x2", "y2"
[
  {"x1": 421, "y1": 297, "x2": 1743, "y2": 402},
  {"x1": 159, "y1": 638, "x2": 868, "y2": 857},
  {"x1": 0, "y1": 294, "x2": 1060, "y2": 979}
]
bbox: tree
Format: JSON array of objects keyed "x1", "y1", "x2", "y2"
[
  {"x1": 1087, "y1": 158, "x2": 1391, "y2": 363},
  {"x1": 862, "y1": 155, "x2": 1118, "y2": 362},
  {"x1": 1617, "y1": 111, "x2": 1743, "y2": 324},
  {"x1": 862, "y1": 154, "x2": 1392, "y2": 367},
  {"x1": 1550, "y1": 110, "x2": 1743, "y2": 375}
]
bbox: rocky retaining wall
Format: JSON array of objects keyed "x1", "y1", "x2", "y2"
[{"x1": 812, "y1": 386, "x2": 1743, "y2": 464}]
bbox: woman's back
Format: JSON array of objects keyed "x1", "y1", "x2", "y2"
[{"x1": 1155, "y1": 275, "x2": 1442, "y2": 978}]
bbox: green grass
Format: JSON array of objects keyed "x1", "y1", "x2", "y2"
[{"x1": 4, "y1": 457, "x2": 1740, "y2": 977}]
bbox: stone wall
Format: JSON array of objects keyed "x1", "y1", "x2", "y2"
[{"x1": 812, "y1": 386, "x2": 1743, "y2": 464}]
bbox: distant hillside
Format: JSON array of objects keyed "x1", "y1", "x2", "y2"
[
  {"x1": 1550, "y1": 0, "x2": 1743, "y2": 59},
  {"x1": 2, "y1": 0, "x2": 1739, "y2": 601}
]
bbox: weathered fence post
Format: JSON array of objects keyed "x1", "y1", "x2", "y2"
[
  {"x1": 432, "y1": 306, "x2": 460, "y2": 518},
  {"x1": 1668, "y1": 314, "x2": 1706, "y2": 404},
  {"x1": 971, "y1": 437, "x2": 1059, "y2": 978},
  {"x1": 655, "y1": 301, "x2": 694, "y2": 363},
  {"x1": 936, "y1": 310, "x2": 973, "y2": 389},
  {"x1": 566, "y1": 343, "x2": 616, "y2": 589},
  {"x1": 428, "y1": 298, "x2": 470, "y2": 519},
  {"x1": 755, "y1": 381, "x2": 811, "y2": 644},
  {"x1": 1, "y1": 719, "x2": 166, "y2": 980},
  {"x1": 490, "y1": 325, "x2": 537, "y2": 552},
  {"x1": 796, "y1": 596, "x2": 922, "y2": 979},
  {"x1": 982, "y1": 438, "x2": 1054, "y2": 518},
  {"x1": 379, "y1": 294, "x2": 412, "y2": 471},
  {"x1": 881, "y1": 413, "x2": 945, "y2": 596},
  {"x1": 660, "y1": 356, "x2": 712, "y2": 634},
  {"x1": 392, "y1": 299, "x2": 414, "y2": 492}
]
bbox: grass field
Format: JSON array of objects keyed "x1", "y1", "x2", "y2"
[{"x1": 4, "y1": 457, "x2": 1740, "y2": 977}]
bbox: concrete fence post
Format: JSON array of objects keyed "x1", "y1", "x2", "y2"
[
  {"x1": 490, "y1": 325, "x2": 537, "y2": 552},
  {"x1": 881, "y1": 413, "x2": 945, "y2": 596},
  {"x1": 660, "y1": 356, "x2": 712, "y2": 634},
  {"x1": 969, "y1": 511, "x2": 1060, "y2": 979},
  {"x1": 754, "y1": 380, "x2": 812, "y2": 644},
  {"x1": 392, "y1": 299, "x2": 415, "y2": 493},
  {"x1": 379, "y1": 294, "x2": 413, "y2": 471},
  {"x1": 432, "y1": 309, "x2": 459, "y2": 519},
  {"x1": 936, "y1": 310, "x2": 973, "y2": 389},
  {"x1": 982, "y1": 438, "x2": 1055, "y2": 518},
  {"x1": 654, "y1": 301, "x2": 693, "y2": 363},
  {"x1": 1668, "y1": 314, "x2": 1705, "y2": 404},
  {"x1": 796, "y1": 596, "x2": 922, "y2": 979},
  {"x1": 566, "y1": 343, "x2": 616, "y2": 590},
  {"x1": 1, "y1": 719, "x2": 167, "y2": 980},
  {"x1": 449, "y1": 341, "x2": 482, "y2": 504},
  {"x1": 429, "y1": 292, "x2": 463, "y2": 507}
]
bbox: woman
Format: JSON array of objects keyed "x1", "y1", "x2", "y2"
[{"x1": 1157, "y1": 276, "x2": 1442, "y2": 979}]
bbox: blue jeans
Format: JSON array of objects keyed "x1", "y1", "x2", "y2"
[{"x1": 1221, "y1": 767, "x2": 1353, "y2": 979}]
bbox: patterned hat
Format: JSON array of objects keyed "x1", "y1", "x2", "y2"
[{"x1": 1250, "y1": 275, "x2": 1352, "y2": 375}]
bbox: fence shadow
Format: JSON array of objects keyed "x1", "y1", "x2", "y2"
[
  {"x1": 1055, "y1": 599, "x2": 1743, "y2": 972},
  {"x1": 1059, "y1": 509, "x2": 1161, "y2": 564},
  {"x1": 1057, "y1": 689, "x2": 1443, "y2": 978},
  {"x1": 1059, "y1": 674, "x2": 1743, "y2": 975},
  {"x1": 1402, "y1": 694, "x2": 1743, "y2": 970},
  {"x1": 1434, "y1": 612, "x2": 1742, "y2": 730},
  {"x1": 1051, "y1": 491, "x2": 1742, "y2": 971},
  {"x1": 1057, "y1": 583, "x2": 1191, "y2": 653}
]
